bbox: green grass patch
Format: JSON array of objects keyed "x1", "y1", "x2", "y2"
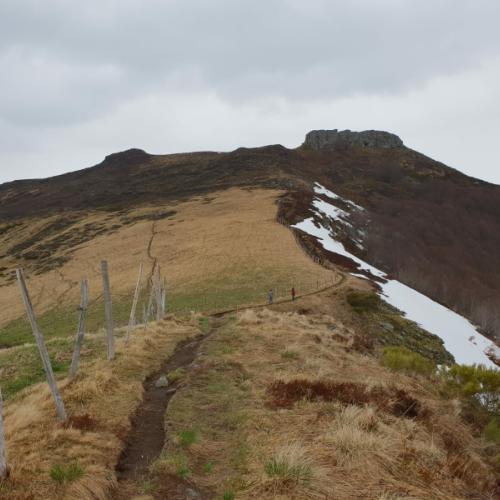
[
  {"x1": 0, "y1": 336, "x2": 102, "y2": 399},
  {"x1": 167, "y1": 368, "x2": 187, "y2": 383},
  {"x1": 50, "y1": 462, "x2": 84, "y2": 484},
  {"x1": 176, "y1": 465, "x2": 190, "y2": 479},
  {"x1": 164, "y1": 321, "x2": 249, "y2": 495},
  {"x1": 281, "y1": 349, "x2": 299, "y2": 360},
  {"x1": 222, "y1": 492, "x2": 236, "y2": 500},
  {"x1": 203, "y1": 461, "x2": 214, "y2": 473},
  {"x1": 382, "y1": 346, "x2": 436, "y2": 376},
  {"x1": 199, "y1": 316, "x2": 211, "y2": 333},
  {"x1": 177, "y1": 429, "x2": 198, "y2": 447}
]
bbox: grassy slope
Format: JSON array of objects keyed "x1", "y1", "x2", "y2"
[
  {"x1": 1, "y1": 186, "x2": 498, "y2": 499},
  {"x1": 151, "y1": 299, "x2": 497, "y2": 499},
  {"x1": 0, "y1": 188, "x2": 336, "y2": 345}
]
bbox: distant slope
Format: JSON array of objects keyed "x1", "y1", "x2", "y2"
[{"x1": 2, "y1": 129, "x2": 500, "y2": 343}]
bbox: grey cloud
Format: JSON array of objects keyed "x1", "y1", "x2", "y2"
[
  {"x1": 0, "y1": 0, "x2": 500, "y2": 184},
  {"x1": 2, "y1": 1, "x2": 500, "y2": 126}
]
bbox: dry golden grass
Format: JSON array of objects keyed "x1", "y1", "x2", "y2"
[
  {"x1": 0, "y1": 188, "x2": 336, "y2": 328},
  {"x1": 0, "y1": 318, "x2": 198, "y2": 499},
  {"x1": 156, "y1": 298, "x2": 498, "y2": 500}
]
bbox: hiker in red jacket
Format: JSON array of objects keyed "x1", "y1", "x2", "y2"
[{"x1": 291, "y1": 287, "x2": 296, "y2": 301}]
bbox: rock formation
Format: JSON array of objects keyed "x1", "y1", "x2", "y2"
[{"x1": 304, "y1": 129, "x2": 404, "y2": 151}]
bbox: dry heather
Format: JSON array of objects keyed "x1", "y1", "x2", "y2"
[
  {"x1": 155, "y1": 304, "x2": 498, "y2": 500},
  {"x1": 0, "y1": 188, "x2": 336, "y2": 328},
  {"x1": 0, "y1": 318, "x2": 198, "y2": 500}
]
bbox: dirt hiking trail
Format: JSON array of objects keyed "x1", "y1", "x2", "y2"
[{"x1": 113, "y1": 319, "x2": 224, "y2": 499}]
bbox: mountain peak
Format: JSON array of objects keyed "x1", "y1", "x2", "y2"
[
  {"x1": 102, "y1": 148, "x2": 151, "y2": 166},
  {"x1": 304, "y1": 129, "x2": 404, "y2": 151}
]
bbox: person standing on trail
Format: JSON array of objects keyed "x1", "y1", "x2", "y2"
[
  {"x1": 268, "y1": 289, "x2": 274, "y2": 305},
  {"x1": 291, "y1": 287, "x2": 296, "y2": 301}
]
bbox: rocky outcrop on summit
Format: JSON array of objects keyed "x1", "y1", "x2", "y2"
[{"x1": 304, "y1": 129, "x2": 404, "y2": 151}]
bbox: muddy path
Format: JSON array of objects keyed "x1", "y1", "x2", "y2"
[{"x1": 113, "y1": 321, "x2": 221, "y2": 499}]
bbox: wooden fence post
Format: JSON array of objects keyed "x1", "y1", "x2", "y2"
[
  {"x1": 161, "y1": 278, "x2": 167, "y2": 318},
  {"x1": 145, "y1": 278, "x2": 155, "y2": 326},
  {"x1": 154, "y1": 266, "x2": 162, "y2": 321},
  {"x1": 69, "y1": 278, "x2": 89, "y2": 379},
  {"x1": 0, "y1": 389, "x2": 7, "y2": 480},
  {"x1": 16, "y1": 269, "x2": 67, "y2": 422},
  {"x1": 126, "y1": 262, "x2": 143, "y2": 342},
  {"x1": 101, "y1": 261, "x2": 115, "y2": 360}
]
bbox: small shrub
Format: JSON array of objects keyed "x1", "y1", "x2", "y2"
[
  {"x1": 267, "y1": 378, "x2": 423, "y2": 418},
  {"x1": 382, "y1": 346, "x2": 436, "y2": 376},
  {"x1": 281, "y1": 349, "x2": 299, "y2": 360},
  {"x1": 442, "y1": 364, "x2": 500, "y2": 414},
  {"x1": 50, "y1": 462, "x2": 84, "y2": 484},
  {"x1": 484, "y1": 418, "x2": 500, "y2": 443},
  {"x1": 177, "y1": 429, "x2": 198, "y2": 447},
  {"x1": 347, "y1": 291, "x2": 381, "y2": 313}
]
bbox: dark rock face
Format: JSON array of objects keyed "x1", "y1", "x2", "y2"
[{"x1": 304, "y1": 129, "x2": 404, "y2": 151}]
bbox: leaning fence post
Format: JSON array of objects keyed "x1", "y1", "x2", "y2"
[
  {"x1": 0, "y1": 389, "x2": 7, "y2": 480},
  {"x1": 69, "y1": 278, "x2": 89, "y2": 379},
  {"x1": 161, "y1": 277, "x2": 167, "y2": 318},
  {"x1": 16, "y1": 269, "x2": 67, "y2": 422},
  {"x1": 154, "y1": 266, "x2": 162, "y2": 321},
  {"x1": 145, "y1": 278, "x2": 155, "y2": 326},
  {"x1": 101, "y1": 261, "x2": 115, "y2": 360},
  {"x1": 126, "y1": 262, "x2": 143, "y2": 342}
]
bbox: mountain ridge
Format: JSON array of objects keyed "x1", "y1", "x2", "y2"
[{"x1": 1, "y1": 129, "x2": 500, "y2": 344}]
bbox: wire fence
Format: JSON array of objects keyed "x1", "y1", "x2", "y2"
[{"x1": 0, "y1": 262, "x2": 341, "y2": 350}]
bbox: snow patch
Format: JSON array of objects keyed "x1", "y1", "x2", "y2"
[
  {"x1": 314, "y1": 182, "x2": 365, "y2": 211},
  {"x1": 293, "y1": 183, "x2": 499, "y2": 369}
]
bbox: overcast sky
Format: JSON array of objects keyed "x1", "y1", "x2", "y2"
[{"x1": 1, "y1": 0, "x2": 500, "y2": 184}]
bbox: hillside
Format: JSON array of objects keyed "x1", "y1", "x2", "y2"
[
  {"x1": 0, "y1": 129, "x2": 499, "y2": 499},
  {"x1": 2, "y1": 130, "x2": 500, "y2": 343}
]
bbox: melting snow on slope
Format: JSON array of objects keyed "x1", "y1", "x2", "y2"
[{"x1": 293, "y1": 183, "x2": 499, "y2": 368}]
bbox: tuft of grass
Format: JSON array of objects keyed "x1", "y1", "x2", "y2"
[
  {"x1": 221, "y1": 345, "x2": 235, "y2": 355},
  {"x1": 484, "y1": 418, "x2": 500, "y2": 443},
  {"x1": 176, "y1": 465, "x2": 190, "y2": 479},
  {"x1": 203, "y1": 461, "x2": 214, "y2": 473},
  {"x1": 382, "y1": 346, "x2": 436, "y2": 376},
  {"x1": 281, "y1": 349, "x2": 299, "y2": 360},
  {"x1": 177, "y1": 429, "x2": 198, "y2": 447},
  {"x1": 199, "y1": 316, "x2": 211, "y2": 333},
  {"x1": 167, "y1": 367, "x2": 187, "y2": 383},
  {"x1": 143, "y1": 479, "x2": 158, "y2": 494},
  {"x1": 264, "y1": 444, "x2": 312, "y2": 485},
  {"x1": 222, "y1": 492, "x2": 235, "y2": 500},
  {"x1": 50, "y1": 462, "x2": 84, "y2": 484}
]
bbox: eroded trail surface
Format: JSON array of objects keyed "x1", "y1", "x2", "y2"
[{"x1": 113, "y1": 321, "x2": 220, "y2": 499}]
